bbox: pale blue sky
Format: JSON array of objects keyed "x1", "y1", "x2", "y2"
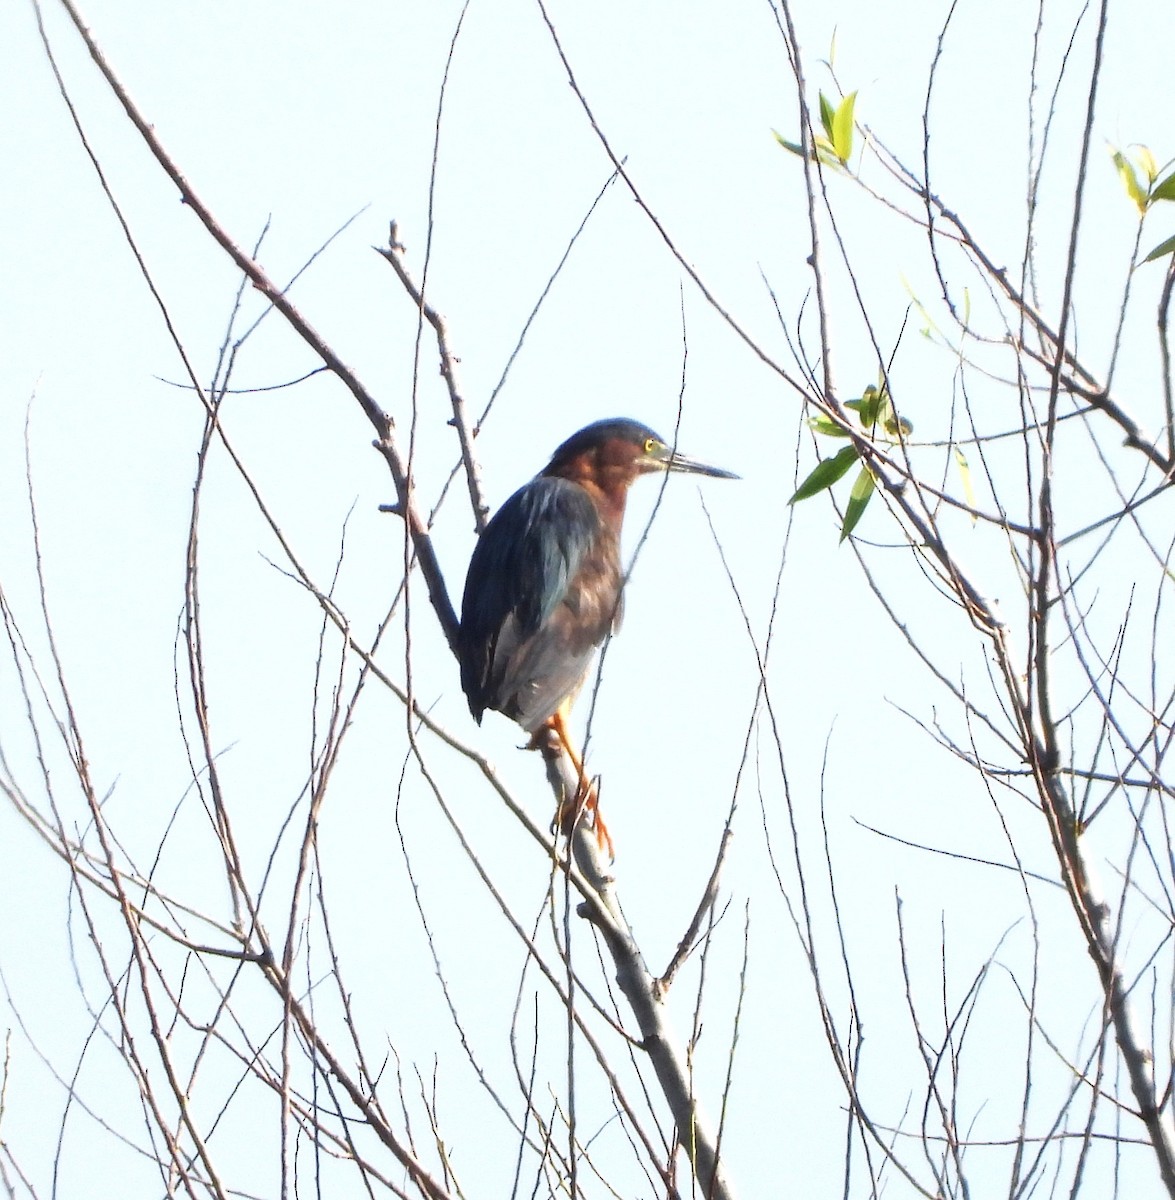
[{"x1": 2, "y1": 1, "x2": 1173, "y2": 1196}]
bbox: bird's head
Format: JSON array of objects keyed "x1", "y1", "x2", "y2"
[{"x1": 543, "y1": 418, "x2": 739, "y2": 497}]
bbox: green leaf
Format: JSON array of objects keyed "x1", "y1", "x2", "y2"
[
  {"x1": 831, "y1": 91, "x2": 857, "y2": 164},
  {"x1": 840, "y1": 466, "x2": 875, "y2": 541},
  {"x1": 807, "y1": 415, "x2": 852, "y2": 438},
  {"x1": 819, "y1": 92, "x2": 836, "y2": 140},
  {"x1": 1143, "y1": 233, "x2": 1175, "y2": 263},
  {"x1": 772, "y1": 130, "x2": 807, "y2": 157},
  {"x1": 1151, "y1": 171, "x2": 1175, "y2": 203},
  {"x1": 813, "y1": 137, "x2": 841, "y2": 168},
  {"x1": 1137, "y1": 146, "x2": 1158, "y2": 184},
  {"x1": 954, "y1": 446, "x2": 977, "y2": 523},
  {"x1": 1112, "y1": 149, "x2": 1148, "y2": 213},
  {"x1": 789, "y1": 445, "x2": 860, "y2": 504},
  {"x1": 855, "y1": 384, "x2": 883, "y2": 428},
  {"x1": 875, "y1": 393, "x2": 894, "y2": 431}
]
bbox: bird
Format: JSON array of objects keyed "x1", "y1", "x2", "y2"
[{"x1": 457, "y1": 417, "x2": 738, "y2": 852}]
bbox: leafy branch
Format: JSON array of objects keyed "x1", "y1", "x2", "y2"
[{"x1": 789, "y1": 382, "x2": 912, "y2": 541}]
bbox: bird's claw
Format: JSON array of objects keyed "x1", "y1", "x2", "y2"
[{"x1": 555, "y1": 790, "x2": 614, "y2": 863}]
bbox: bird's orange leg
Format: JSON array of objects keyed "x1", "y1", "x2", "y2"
[{"x1": 535, "y1": 705, "x2": 614, "y2": 859}]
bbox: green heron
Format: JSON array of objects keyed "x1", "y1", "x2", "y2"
[{"x1": 458, "y1": 417, "x2": 737, "y2": 850}]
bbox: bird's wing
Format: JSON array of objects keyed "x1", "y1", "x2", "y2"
[{"x1": 459, "y1": 478, "x2": 603, "y2": 724}]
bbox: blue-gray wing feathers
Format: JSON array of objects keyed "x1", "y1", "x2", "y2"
[{"x1": 459, "y1": 477, "x2": 620, "y2": 730}]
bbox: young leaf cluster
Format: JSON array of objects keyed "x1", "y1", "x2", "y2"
[
  {"x1": 1111, "y1": 145, "x2": 1175, "y2": 262},
  {"x1": 790, "y1": 383, "x2": 910, "y2": 542},
  {"x1": 774, "y1": 90, "x2": 858, "y2": 168}
]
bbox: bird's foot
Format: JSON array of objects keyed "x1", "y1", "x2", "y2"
[
  {"x1": 529, "y1": 719, "x2": 615, "y2": 861},
  {"x1": 556, "y1": 785, "x2": 615, "y2": 863}
]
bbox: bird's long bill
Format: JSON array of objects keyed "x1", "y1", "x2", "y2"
[{"x1": 661, "y1": 448, "x2": 740, "y2": 480}]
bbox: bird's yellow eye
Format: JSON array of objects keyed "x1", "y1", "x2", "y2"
[{"x1": 644, "y1": 437, "x2": 660, "y2": 455}]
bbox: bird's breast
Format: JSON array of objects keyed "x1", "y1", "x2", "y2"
[{"x1": 560, "y1": 531, "x2": 623, "y2": 648}]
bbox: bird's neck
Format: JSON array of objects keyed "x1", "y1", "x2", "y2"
[
  {"x1": 580, "y1": 479, "x2": 628, "y2": 532},
  {"x1": 547, "y1": 463, "x2": 630, "y2": 532}
]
